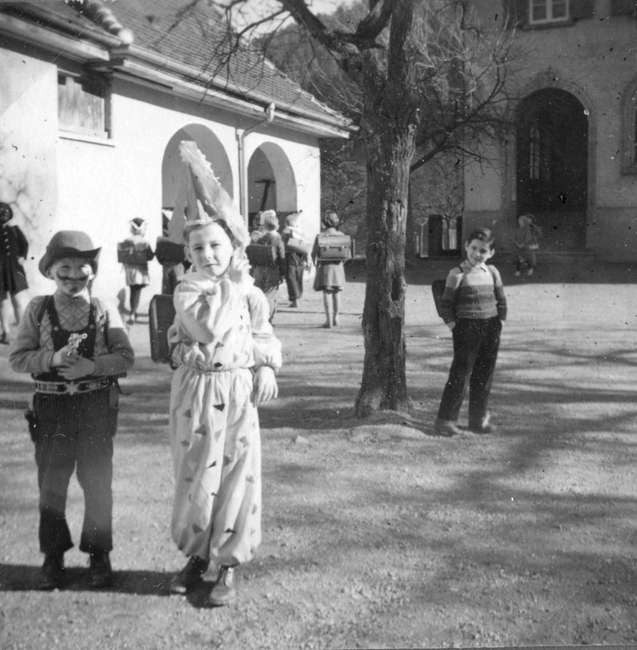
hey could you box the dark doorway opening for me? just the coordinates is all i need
[516,88,588,249]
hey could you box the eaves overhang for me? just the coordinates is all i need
[0,8,355,140]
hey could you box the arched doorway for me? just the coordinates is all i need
[247,142,297,230]
[161,124,233,237]
[516,88,588,249]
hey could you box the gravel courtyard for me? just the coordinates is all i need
[1,260,636,649]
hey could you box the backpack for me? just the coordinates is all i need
[316,233,352,261]
[117,240,152,265]
[246,242,277,267]
[431,277,449,318]
[148,293,176,364]
[285,237,310,256]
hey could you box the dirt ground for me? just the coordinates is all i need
[1,260,636,649]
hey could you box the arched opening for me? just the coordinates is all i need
[516,88,588,249]
[161,124,233,237]
[247,142,297,230]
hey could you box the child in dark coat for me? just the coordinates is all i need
[0,202,29,343]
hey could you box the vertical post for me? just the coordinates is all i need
[235,104,276,228]
[235,128,247,226]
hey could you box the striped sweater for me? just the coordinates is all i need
[439,262,507,324]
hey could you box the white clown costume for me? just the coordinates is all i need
[167,141,281,568]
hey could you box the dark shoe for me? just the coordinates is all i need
[469,413,495,434]
[39,554,65,590]
[169,556,209,595]
[89,552,113,588]
[433,418,462,437]
[0,332,8,345]
[289,300,298,308]
[208,565,237,607]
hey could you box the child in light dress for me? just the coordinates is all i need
[167,213,281,606]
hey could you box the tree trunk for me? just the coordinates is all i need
[355,120,416,417]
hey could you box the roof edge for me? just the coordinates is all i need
[112,44,353,131]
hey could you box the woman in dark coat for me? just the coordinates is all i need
[0,202,29,343]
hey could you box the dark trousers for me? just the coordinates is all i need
[515,249,537,271]
[32,387,117,556]
[285,263,304,301]
[129,284,143,314]
[437,317,502,425]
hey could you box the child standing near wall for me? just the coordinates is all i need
[120,217,154,324]
[434,228,507,437]
[282,211,310,308]
[0,201,29,343]
[9,230,134,590]
[513,213,541,277]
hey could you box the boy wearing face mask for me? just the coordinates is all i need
[9,230,134,590]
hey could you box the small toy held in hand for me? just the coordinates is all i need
[66,332,88,356]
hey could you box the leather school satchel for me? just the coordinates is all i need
[246,242,277,267]
[155,237,186,265]
[285,237,309,256]
[316,233,352,261]
[117,240,152,265]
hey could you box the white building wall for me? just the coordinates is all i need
[0,48,58,292]
[8,69,323,303]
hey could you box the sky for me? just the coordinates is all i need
[225,0,357,34]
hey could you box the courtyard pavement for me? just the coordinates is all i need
[0,258,636,648]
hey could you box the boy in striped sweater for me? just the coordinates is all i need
[434,228,507,437]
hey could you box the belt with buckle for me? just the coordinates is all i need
[34,378,112,395]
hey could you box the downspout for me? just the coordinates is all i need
[236,102,276,223]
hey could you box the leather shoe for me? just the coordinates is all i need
[39,554,64,590]
[433,418,462,437]
[169,556,209,595]
[89,552,113,588]
[208,565,237,607]
[469,413,495,434]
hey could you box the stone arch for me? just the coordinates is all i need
[502,71,594,249]
[247,142,297,229]
[161,124,233,236]
[515,87,589,249]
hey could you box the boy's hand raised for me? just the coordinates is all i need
[252,366,278,405]
[58,357,96,380]
[52,350,96,380]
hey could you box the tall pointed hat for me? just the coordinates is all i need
[178,140,250,247]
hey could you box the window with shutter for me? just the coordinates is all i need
[57,72,111,139]
[528,0,571,24]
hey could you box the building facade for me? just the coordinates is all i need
[0,1,351,299]
[461,0,637,260]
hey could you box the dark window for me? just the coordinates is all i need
[529,0,570,24]
[58,73,110,138]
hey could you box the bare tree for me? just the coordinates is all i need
[186,0,513,416]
